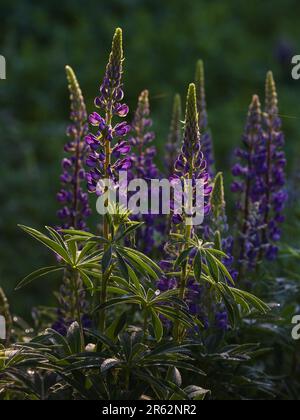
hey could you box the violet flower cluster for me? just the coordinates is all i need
[231,95,267,269]
[195,60,214,178]
[172,83,212,225]
[231,73,287,270]
[128,90,162,253]
[85,28,131,197]
[56,66,91,231]
[158,84,214,329]
[261,72,288,260]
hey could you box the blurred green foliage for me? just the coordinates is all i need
[1,0,300,316]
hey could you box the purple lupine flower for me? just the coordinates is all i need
[165,94,182,178]
[130,90,159,179]
[129,90,161,253]
[261,72,288,260]
[195,60,214,177]
[172,83,212,226]
[56,66,91,231]
[85,28,131,197]
[158,84,212,329]
[231,95,266,269]
[215,311,229,331]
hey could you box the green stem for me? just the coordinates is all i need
[99,110,113,333]
[143,309,148,342]
[73,272,85,352]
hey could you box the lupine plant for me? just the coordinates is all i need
[195,60,214,177]
[129,89,162,253]
[2,27,296,401]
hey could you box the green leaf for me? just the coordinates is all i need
[106,312,127,339]
[16,266,65,290]
[116,223,144,242]
[115,251,129,281]
[175,247,194,268]
[102,246,113,274]
[127,265,143,294]
[205,251,220,282]
[151,310,163,342]
[78,270,94,294]
[18,225,71,264]
[193,249,202,283]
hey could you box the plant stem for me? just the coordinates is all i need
[143,309,148,342]
[99,110,112,333]
[73,271,85,352]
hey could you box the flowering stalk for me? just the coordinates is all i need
[195,60,214,177]
[85,28,131,332]
[54,67,91,342]
[261,72,287,260]
[165,94,182,177]
[129,89,160,253]
[57,66,91,231]
[231,95,266,271]
[171,83,211,338]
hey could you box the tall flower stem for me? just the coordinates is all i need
[73,272,85,351]
[174,83,207,340]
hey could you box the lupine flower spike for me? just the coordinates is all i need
[129,89,160,253]
[54,66,91,334]
[56,66,91,231]
[159,84,212,330]
[165,94,182,177]
[261,71,287,260]
[231,95,266,270]
[85,28,131,204]
[195,60,214,177]
[173,83,212,227]
[85,28,130,332]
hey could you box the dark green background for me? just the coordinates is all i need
[1,0,300,316]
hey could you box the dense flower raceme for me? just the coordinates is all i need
[158,84,214,329]
[172,83,212,226]
[195,60,214,177]
[85,28,131,197]
[231,95,267,269]
[56,66,91,231]
[54,67,91,334]
[165,94,182,178]
[261,72,288,260]
[129,89,162,253]
[231,79,287,270]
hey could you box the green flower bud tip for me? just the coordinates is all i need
[265,71,278,115]
[211,172,225,218]
[183,83,200,153]
[65,65,86,117]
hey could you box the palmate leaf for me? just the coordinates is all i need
[118,247,160,280]
[18,225,72,264]
[16,266,65,290]
[122,247,162,276]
